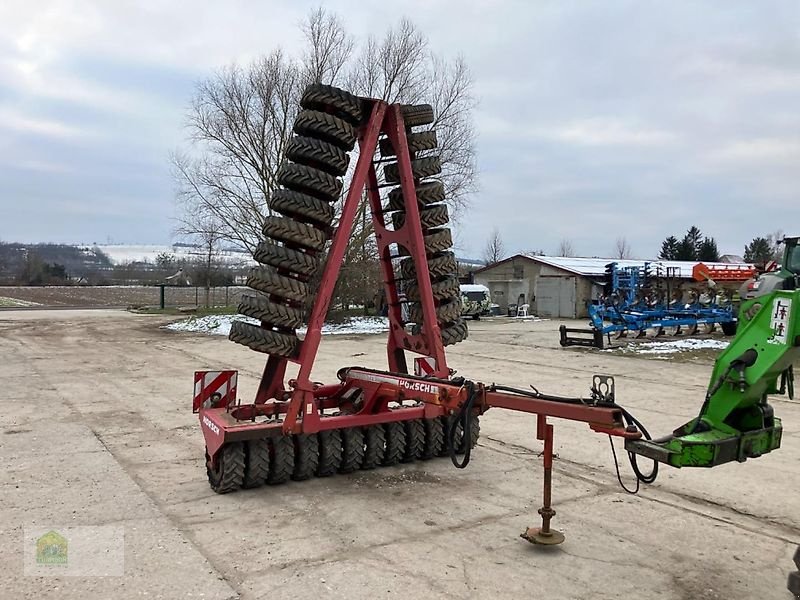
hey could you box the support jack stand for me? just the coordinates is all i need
[521,415,565,545]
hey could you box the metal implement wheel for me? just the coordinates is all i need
[420,417,444,459]
[700,322,716,334]
[317,429,342,477]
[382,422,406,466]
[246,266,310,303]
[391,203,449,231]
[339,427,365,473]
[627,327,645,339]
[609,329,624,341]
[386,181,445,211]
[242,439,270,488]
[206,443,245,494]
[400,103,435,127]
[253,241,319,277]
[384,156,442,184]
[661,325,679,337]
[237,295,304,330]
[285,135,350,177]
[441,319,469,346]
[267,436,294,484]
[293,109,357,150]
[299,83,363,125]
[402,419,425,462]
[262,215,328,252]
[644,326,662,339]
[361,425,386,470]
[683,323,698,336]
[292,434,319,481]
[380,130,438,157]
[228,320,300,358]
[270,188,336,228]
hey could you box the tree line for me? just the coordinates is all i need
[480,226,787,266]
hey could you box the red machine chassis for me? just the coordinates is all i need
[198,98,641,543]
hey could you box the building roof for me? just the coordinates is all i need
[476,254,753,279]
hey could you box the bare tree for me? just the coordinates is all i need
[173,8,477,254]
[613,237,633,259]
[767,229,785,262]
[483,228,505,264]
[176,207,225,307]
[556,239,576,257]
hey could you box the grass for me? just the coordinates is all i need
[129,305,239,316]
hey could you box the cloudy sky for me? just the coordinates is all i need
[1,1,798,260]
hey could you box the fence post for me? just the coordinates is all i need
[159,284,166,310]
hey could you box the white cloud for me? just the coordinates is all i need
[709,138,800,166]
[552,118,680,147]
[0,106,85,138]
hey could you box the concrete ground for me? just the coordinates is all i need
[1,309,798,599]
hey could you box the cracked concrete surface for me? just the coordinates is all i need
[0,309,797,599]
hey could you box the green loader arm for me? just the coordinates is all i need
[626,290,797,468]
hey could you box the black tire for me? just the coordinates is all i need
[270,189,336,227]
[361,425,386,470]
[402,419,425,462]
[406,276,460,302]
[207,443,245,493]
[339,427,365,473]
[382,422,406,466]
[317,429,342,477]
[392,203,449,230]
[379,130,438,157]
[397,228,453,257]
[237,295,304,329]
[384,156,441,184]
[294,109,357,150]
[262,215,327,252]
[400,252,457,280]
[229,320,300,357]
[253,241,320,277]
[420,418,444,459]
[721,321,738,336]
[387,181,445,211]
[277,162,342,203]
[441,319,469,346]
[292,434,319,481]
[246,266,309,303]
[401,103,435,127]
[242,439,270,488]
[300,83,363,125]
[465,414,480,449]
[285,135,349,177]
[789,570,800,597]
[408,297,462,325]
[267,435,294,484]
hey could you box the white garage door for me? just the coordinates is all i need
[536,277,576,318]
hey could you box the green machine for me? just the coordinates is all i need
[625,257,798,596]
[626,290,795,468]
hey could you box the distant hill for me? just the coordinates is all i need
[0,243,113,282]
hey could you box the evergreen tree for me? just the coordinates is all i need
[744,237,773,265]
[659,236,679,260]
[675,237,696,260]
[698,237,720,262]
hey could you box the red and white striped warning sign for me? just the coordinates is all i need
[193,370,238,412]
[414,356,437,376]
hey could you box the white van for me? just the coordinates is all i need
[460,284,491,320]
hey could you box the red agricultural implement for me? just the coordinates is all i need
[192,86,649,544]
[190,84,793,590]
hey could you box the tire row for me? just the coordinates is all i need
[230,84,364,358]
[382,105,468,346]
[207,414,480,493]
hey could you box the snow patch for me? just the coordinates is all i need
[607,338,729,355]
[164,314,390,337]
[0,296,41,307]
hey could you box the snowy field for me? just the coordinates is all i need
[92,244,255,266]
[164,314,390,337]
